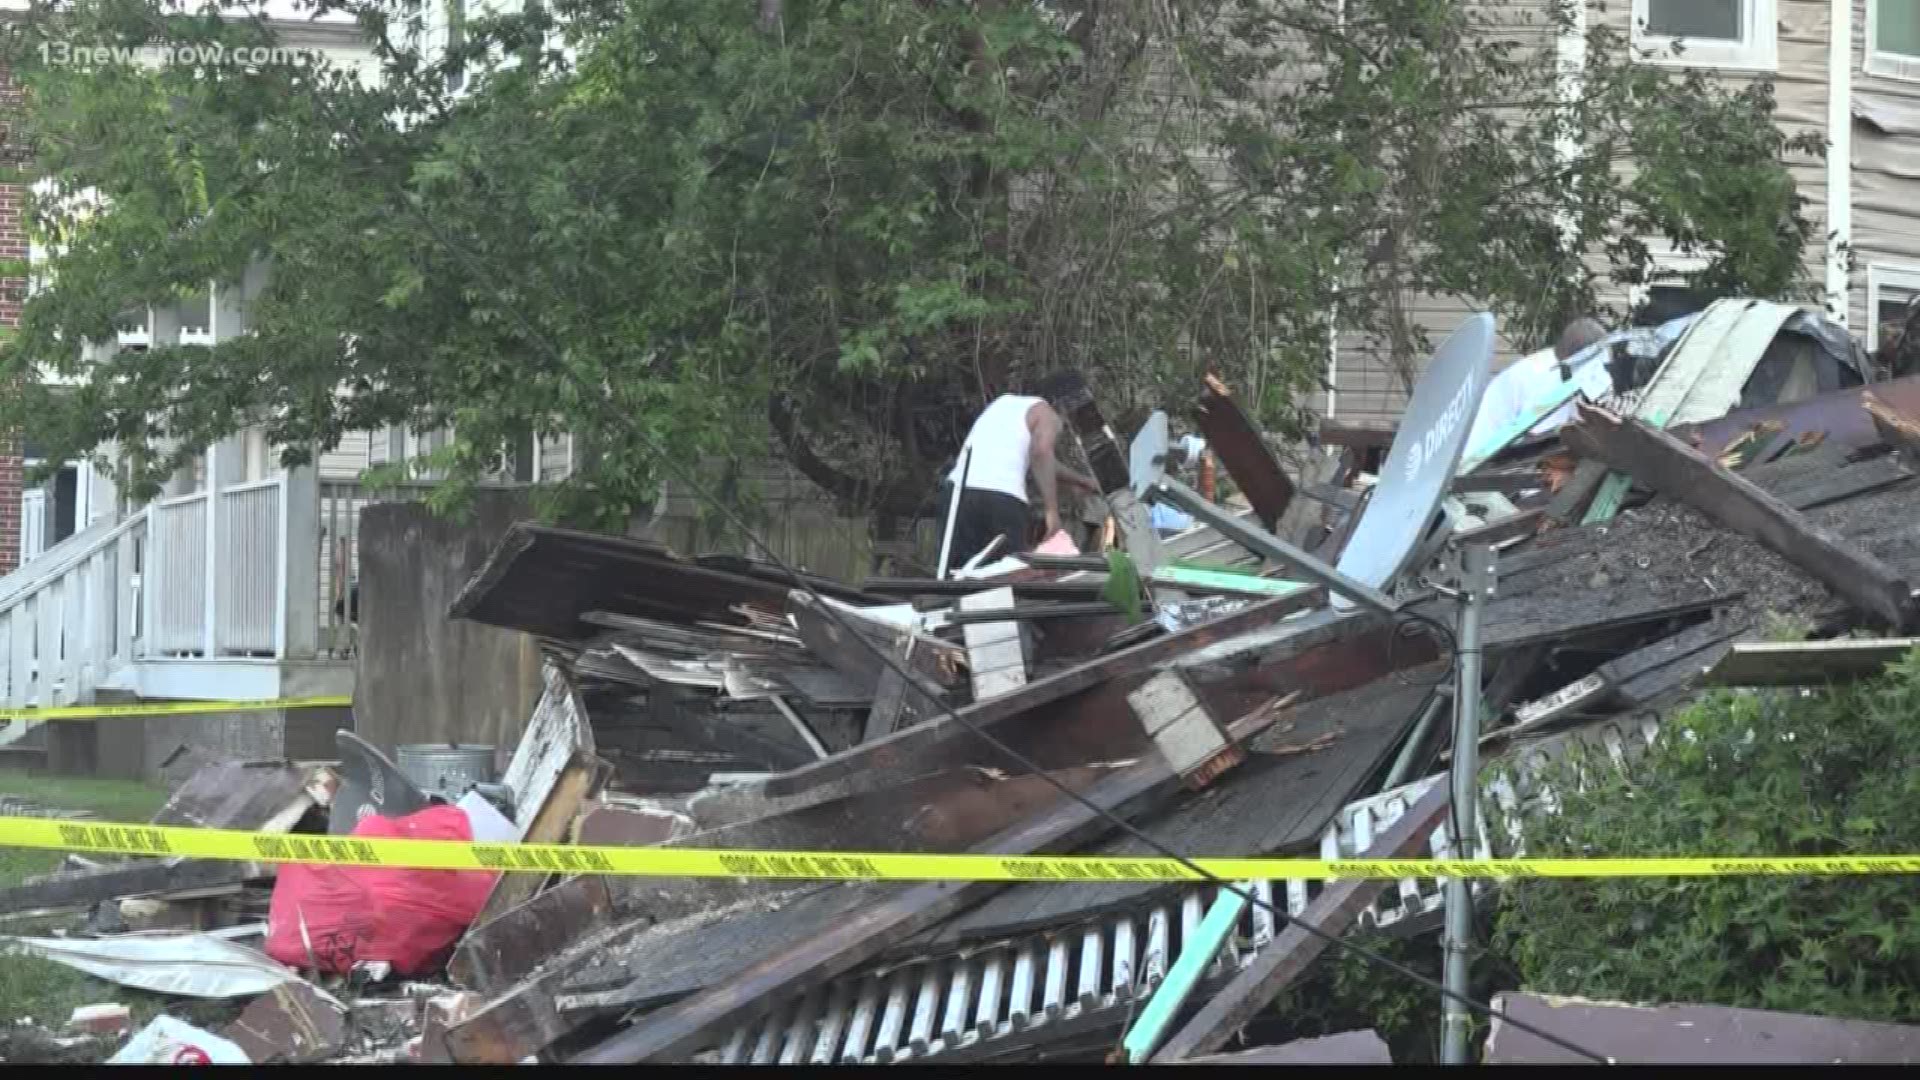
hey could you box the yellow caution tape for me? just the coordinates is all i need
[0,696,352,722]
[6,816,1920,881]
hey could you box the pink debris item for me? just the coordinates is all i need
[1034,529,1081,556]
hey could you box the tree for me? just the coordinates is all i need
[1497,651,1920,1019]
[1,0,1821,528]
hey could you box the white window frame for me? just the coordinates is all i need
[1867,263,1920,345]
[1866,0,1920,82]
[1628,246,1713,314]
[1631,0,1778,71]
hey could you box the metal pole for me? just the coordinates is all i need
[1440,543,1495,1064]
[1383,684,1451,792]
[936,447,972,580]
[1149,475,1401,617]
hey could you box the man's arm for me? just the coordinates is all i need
[1055,462,1099,493]
[1028,404,1066,536]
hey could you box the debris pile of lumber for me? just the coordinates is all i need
[25,301,1920,1066]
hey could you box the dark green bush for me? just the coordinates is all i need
[1496,651,1920,1019]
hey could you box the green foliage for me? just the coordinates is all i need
[1498,651,1920,1020]
[1,0,1821,524]
[1264,923,1512,1064]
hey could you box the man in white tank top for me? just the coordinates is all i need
[940,375,1098,574]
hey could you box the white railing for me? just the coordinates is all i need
[0,512,146,739]
[148,490,210,654]
[0,466,367,730]
[215,479,283,656]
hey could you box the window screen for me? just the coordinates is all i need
[1647,0,1743,40]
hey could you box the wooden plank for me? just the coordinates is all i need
[0,859,262,915]
[749,586,1326,804]
[1318,419,1397,450]
[449,875,618,995]
[1453,509,1543,548]
[1180,1030,1393,1065]
[917,667,1436,949]
[464,665,601,931]
[499,663,597,838]
[786,593,964,698]
[960,587,1028,701]
[564,707,1286,1064]
[1452,469,1543,496]
[1865,392,1920,460]
[1699,637,1920,688]
[1151,783,1451,1062]
[1564,403,1914,628]
[1777,457,1913,512]
[1542,458,1610,527]
[1486,993,1920,1064]
[467,753,598,931]
[1302,482,1360,512]
[861,666,914,744]
[641,683,813,771]
[1197,374,1295,532]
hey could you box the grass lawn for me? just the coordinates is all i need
[0,768,238,1048]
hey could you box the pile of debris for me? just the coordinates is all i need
[13,297,1920,1065]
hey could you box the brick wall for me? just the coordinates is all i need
[0,66,25,574]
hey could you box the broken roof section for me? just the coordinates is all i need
[382,302,1920,1064]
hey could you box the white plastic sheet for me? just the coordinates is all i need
[107,1016,250,1065]
[4,932,338,1001]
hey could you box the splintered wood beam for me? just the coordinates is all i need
[567,705,1288,1064]
[1699,637,1920,688]
[747,586,1326,804]
[1865,393,1920,460]
[1150,783,1451,1062]
[1564,402,1914,630]
[449,876,619,995]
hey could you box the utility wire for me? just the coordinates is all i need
[267,48,1608,1065]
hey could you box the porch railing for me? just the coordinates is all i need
[0,511,146,731]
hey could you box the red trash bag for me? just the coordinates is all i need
[265,804,499,976]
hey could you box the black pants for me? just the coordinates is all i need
[940,485,1031,575]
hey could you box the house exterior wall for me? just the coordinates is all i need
[0,65,26,574]
[1330,0,1853,429]
[1849,0,1920,339]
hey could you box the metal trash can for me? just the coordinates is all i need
[396,744,497,801]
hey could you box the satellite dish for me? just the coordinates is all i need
[1130,410,1171,498]
[1334,313,1495,598]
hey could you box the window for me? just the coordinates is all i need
[1868,265,1920,352]
[1868,0,1920,81]
[1632,0,1777,70]
[177,289,212,343]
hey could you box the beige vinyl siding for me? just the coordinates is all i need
[318,429,371,482]
[1334,0,1841,429]
[1587,0,1830,323]
[1849,0,1920,338]
[1329,0,1554,426]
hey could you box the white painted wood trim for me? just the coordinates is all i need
[1867,263,1920,339]
[202,442,220,657]
[1630,0,1780,71]
[273,473,290,659]
[1829,0,1853,322]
